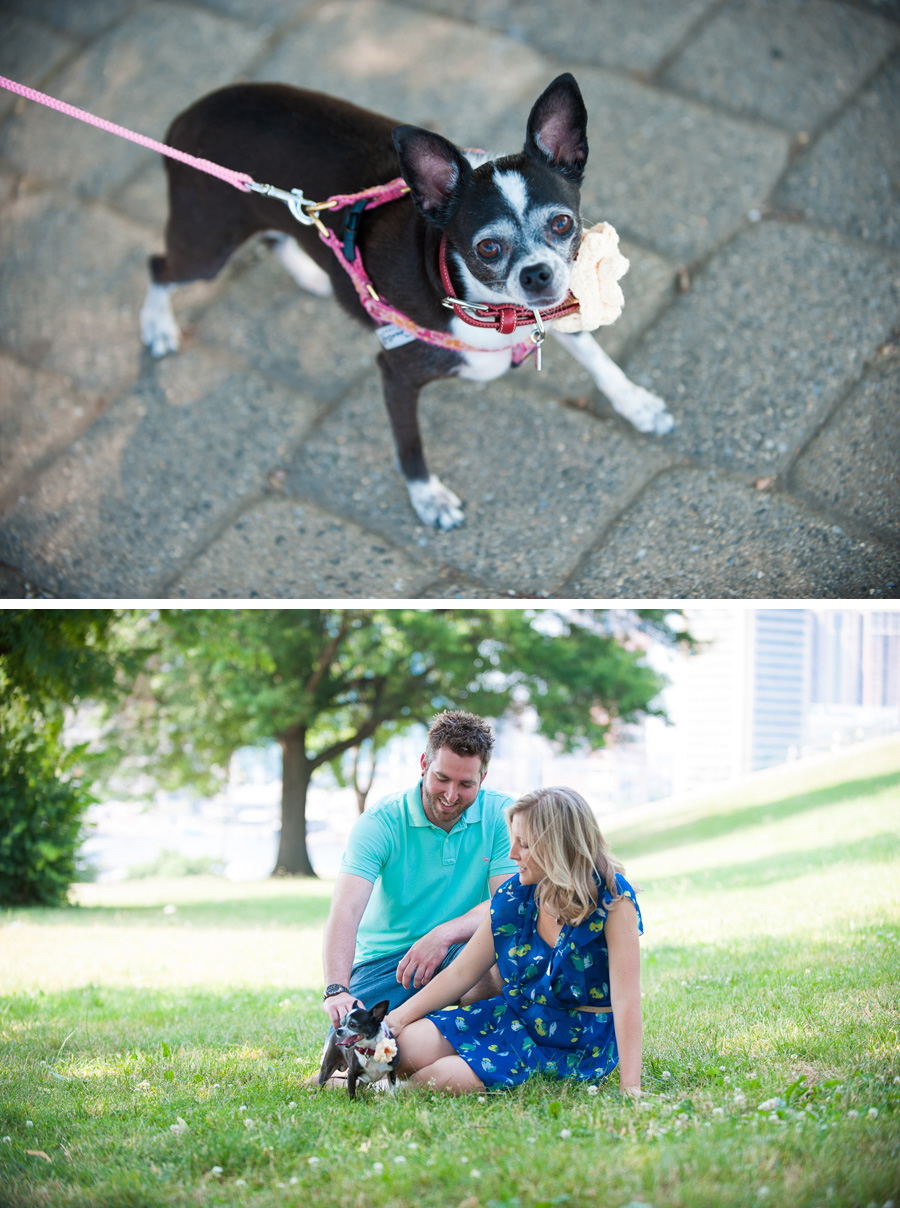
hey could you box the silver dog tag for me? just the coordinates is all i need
[531,310,546,371]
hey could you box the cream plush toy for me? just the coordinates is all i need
[551,221,629,333]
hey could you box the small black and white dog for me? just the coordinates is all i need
[317,1000,399,1099]
[141,73,673,529]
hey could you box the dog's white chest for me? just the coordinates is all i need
[451,318,515,381]
[355,1053,394,1084]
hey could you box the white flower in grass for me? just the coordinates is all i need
[587,1085,599,1096]
[235,1178,247,1187]
[847,1109,859,1119]
[308,1156,321,1166]
[757,1099,778,1112]
[210,1167,223,1176]
[25,1120,33,1129]
[2,1137,11,1144]
[393,1156,406,1164]
[289,1177,299,1185]
[559,1129,572,1139]
[243,1118,254,1128]
[288,1101,296,1109]
[733,1091,747,1107]
[471,1169,482,1179]
[239,1104,248,1112]
[372,1162,384,1173]
[867,1108,879,1119]
[757,1187,770,1198]
[169,1117,188,1137]
[407,1142,419,1150]
[712,1107,724,1117]
[661,1071,671,1081]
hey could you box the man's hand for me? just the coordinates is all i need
[395,924,453,990]
[323,990,357,1027]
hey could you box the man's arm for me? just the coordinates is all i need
[321,872,374,1026]
[395,872,511,990]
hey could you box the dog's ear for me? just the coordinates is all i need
[371,1000,390,1023]
[393,126,472,228]
[524,73,588,185]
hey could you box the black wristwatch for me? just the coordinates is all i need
[323,983,350,1001]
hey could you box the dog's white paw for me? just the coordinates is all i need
[610,381,674,435]
[140,283,181,358]
[407,475,464,530]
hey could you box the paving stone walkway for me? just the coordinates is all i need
[1,0,898,599]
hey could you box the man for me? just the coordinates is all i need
[322,710,516,1027]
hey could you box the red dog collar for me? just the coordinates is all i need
[438,234,580,334]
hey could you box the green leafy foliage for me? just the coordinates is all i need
[0,708,95,906]
[98,608,689,876]
[0,609,128,907]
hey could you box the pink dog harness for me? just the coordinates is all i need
[299,176,579,367]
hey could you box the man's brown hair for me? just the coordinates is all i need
[424,710,494,775]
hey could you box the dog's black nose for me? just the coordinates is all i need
[519,263,553,293]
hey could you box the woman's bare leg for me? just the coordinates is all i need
[396,1019,458,1077]
[409,1055,485,1095]
[396,1020,486,1094]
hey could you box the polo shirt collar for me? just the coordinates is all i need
[406,779,483,832]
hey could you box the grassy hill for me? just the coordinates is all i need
[1,738,898,1207]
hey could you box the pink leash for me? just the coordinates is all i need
[0,74,541,363]
[0,75,254,193]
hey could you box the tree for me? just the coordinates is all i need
[100,608,690,877]
[0,610,125,906]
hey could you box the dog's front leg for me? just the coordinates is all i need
[377,350,464,530]
[551,330,674,435]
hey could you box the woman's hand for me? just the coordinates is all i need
[385,1011,406,1037]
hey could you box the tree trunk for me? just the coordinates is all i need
[352,742,377,814]
[272,725,316,877]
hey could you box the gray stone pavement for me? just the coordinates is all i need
[0,0,899,600]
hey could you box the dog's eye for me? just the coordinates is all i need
[550,215,573,236]
[476,239,501,260]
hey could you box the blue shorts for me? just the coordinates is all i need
[348,942,468,1013]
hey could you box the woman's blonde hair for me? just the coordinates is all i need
[507,787,625,925]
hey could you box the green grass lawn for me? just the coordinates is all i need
[2,740,899,1208]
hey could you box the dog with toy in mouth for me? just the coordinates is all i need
[141,72,673,530]
[318,999,399,1099]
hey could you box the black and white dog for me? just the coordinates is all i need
[318,999,399,1099]
[141,73,673,529]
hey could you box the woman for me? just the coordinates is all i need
[386,787,643,1095]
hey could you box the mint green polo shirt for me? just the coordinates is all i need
[340,780,516,963]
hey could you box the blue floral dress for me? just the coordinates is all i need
[428,872,642,1087]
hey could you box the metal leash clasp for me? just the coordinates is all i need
[248,182,333,235]
[530,308,546,371]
